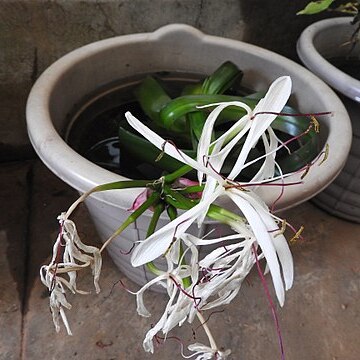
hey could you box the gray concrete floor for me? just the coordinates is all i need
[0,160,359,360]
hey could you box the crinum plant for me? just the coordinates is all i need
[40,76,328,359]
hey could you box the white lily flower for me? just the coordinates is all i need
[125,76,294,306]
[180,233,255,315]
[140,273,196,353]
[131,232,255,356]
[130,238,202,353]
[137,225,287,354]
[40,267,74,335]
[40,213,102,334]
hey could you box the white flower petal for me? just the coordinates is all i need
[142,284,178,353]
[187,343,231,360]
[227,189,285,306]
[238,191,294,290]
[125,111,222,182]
[135,274,168,317]
[197,101,251,184]
[228,76,292,180]
[196,177,220,227]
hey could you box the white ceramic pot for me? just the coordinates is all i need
[27,24,351,286]
[297,17,360,222]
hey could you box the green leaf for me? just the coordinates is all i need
[159,94,256,130]
[297,0,335,15]
[188,62,243,143]
[181,80,207,147]
[118,125,196,174]
[272,112,320,174]
[133,76,172,126]
[201,61,243,95]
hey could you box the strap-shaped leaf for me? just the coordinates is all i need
[118,125,196,174]
[134,76,185,132]
[160,94,256,130]
[188,61,243,144]
[201,61,243,95]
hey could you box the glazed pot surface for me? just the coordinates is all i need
[298,18,360,223]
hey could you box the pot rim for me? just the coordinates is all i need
[297,16,360,102]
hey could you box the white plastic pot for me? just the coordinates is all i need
[298,17,360,222]
[27,24,351,285]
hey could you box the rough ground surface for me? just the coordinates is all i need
[0,160,359,359]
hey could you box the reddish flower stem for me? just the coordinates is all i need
[168,274,202,307]
[50,221,65,292]
[252,244,285,360]
[251,111,332,120]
